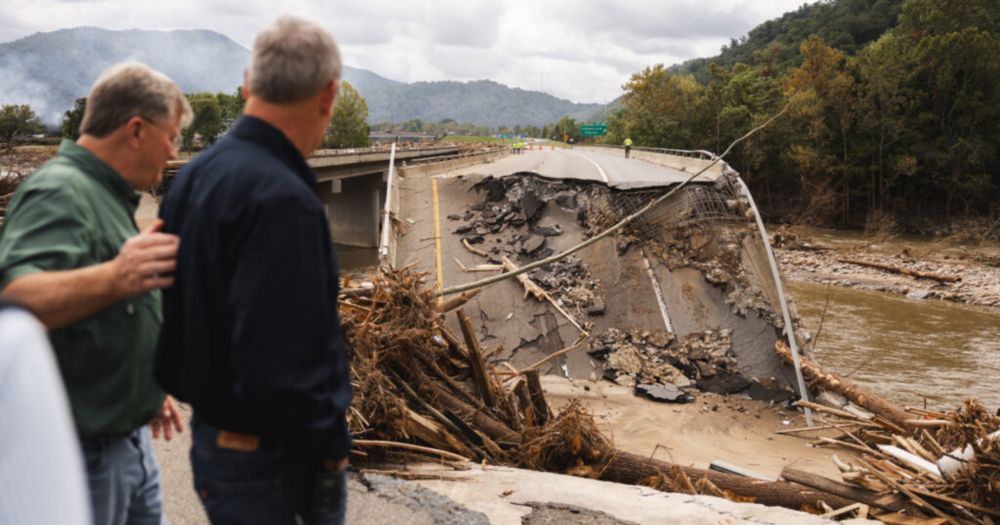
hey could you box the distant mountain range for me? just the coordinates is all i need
[0,27,608,127]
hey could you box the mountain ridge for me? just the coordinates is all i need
[0,27,605,127]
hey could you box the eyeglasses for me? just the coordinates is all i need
[140,116,181,150]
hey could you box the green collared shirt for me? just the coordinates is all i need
[0,139,164,437]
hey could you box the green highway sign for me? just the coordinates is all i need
[579,123,608,137]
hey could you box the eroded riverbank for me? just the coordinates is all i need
[775,226,1000,309]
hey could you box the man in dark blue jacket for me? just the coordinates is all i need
[156,16,351,525]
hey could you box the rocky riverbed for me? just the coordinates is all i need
[773,226,1000,309]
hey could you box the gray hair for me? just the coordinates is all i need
[80,62,193,138]
[248,15,342,104]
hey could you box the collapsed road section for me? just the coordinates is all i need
[393,152,810,404]
[350,147,998,522]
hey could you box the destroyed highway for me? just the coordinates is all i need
[4,138,997,524]
[149,144,1000,524]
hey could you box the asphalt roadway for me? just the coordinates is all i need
[460,145,716,188]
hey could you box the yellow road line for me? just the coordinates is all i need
[432,177,443,303]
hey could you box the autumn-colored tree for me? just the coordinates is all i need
[620,65,702,148]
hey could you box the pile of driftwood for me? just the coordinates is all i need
[776,341,1000,523]
[338,268,972,515]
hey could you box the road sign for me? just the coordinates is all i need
[579,124,608,137]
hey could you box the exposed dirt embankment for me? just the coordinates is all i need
[773,226,1000,309]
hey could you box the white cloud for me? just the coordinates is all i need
[0,0,806,103]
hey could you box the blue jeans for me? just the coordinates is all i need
[80,427,167,525]
[190,419,347,525]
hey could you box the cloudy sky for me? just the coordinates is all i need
[0,0,807,103]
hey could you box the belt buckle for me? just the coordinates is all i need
[216,430,260,452]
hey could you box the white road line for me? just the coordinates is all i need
[640,247,674,335]
[572,150,609,184]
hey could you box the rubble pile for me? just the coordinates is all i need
[588,328,745,402]
[529,256,605,317]
[451,175,606,314]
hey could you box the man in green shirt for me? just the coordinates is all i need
[0,63,192,525]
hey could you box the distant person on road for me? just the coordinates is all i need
[156,16,352,525]
[0,62,191,525]
[624,137,633,158]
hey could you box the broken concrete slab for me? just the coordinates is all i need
[406,463,843,525]
[349,472,489,525]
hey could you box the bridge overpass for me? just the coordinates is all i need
[165,144,499,247]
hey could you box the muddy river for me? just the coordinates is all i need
[785,226,1000,412]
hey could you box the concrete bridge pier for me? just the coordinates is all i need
[317,171,386,248]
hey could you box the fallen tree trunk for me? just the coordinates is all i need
[835,258,960,283]
[776,341,913,430]
[438,288,480,313]
[780,467,908,512]
[600,451,856,511]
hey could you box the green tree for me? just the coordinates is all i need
[552,116,577,141]
[325,81,370,149]
[61,97,87,140]
[181,93,224,151]
[216,86,244,132]
[889,0,1000,217]
[0,104,44,150]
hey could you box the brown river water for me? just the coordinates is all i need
[785,225,1000,413]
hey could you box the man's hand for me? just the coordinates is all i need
[112,218,179,296]
[150,395,184,440]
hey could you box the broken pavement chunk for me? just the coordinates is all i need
[634,383,695,403]
[521,190,545,221]
[520,234,546,255]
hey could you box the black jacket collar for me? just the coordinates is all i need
[229,115,316,190]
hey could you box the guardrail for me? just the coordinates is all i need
[584,143,721,161]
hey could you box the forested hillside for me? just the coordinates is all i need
[674,0,904,81]
[606,0,998,232]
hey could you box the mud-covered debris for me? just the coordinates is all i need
[590,328,746,398]
[529,256,603,318]
[695,374,751,395]
[531,224,563,237]
[586,297,606,316]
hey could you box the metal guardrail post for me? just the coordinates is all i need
[378,142,397,265]
[731,174,813,426]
